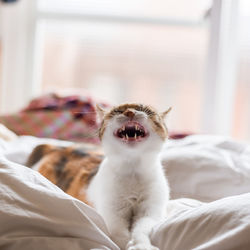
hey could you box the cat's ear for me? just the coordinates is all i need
[161,107,172,119]
[96,104,106,120]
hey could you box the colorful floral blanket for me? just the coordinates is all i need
[0,93,106,143]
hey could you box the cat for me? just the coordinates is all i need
[27,103,171,250]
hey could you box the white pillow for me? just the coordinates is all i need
[161,135,250,202]
[0,135,72,165]
[152,195,250,250]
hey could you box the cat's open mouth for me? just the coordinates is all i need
[114,121,148,142]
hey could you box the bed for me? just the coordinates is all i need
[1,134,250,250]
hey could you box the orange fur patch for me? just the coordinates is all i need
[27,144,103,205]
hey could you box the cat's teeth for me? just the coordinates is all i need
[135,125,138,130]
[134,133,137,139]
[126,134,128,140]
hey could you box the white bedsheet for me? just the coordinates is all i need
[1,135,250,250]
[162,135,250,201]
[0,156,118,250]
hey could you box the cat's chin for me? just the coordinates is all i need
[113,121,149,144]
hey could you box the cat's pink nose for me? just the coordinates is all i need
[124,109,135,119]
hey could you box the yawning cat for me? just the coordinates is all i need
[27,103,171,250]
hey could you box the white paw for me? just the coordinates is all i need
[126,240,159,250]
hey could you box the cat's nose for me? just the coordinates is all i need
[124,109,135,119]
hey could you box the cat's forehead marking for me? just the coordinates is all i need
[109,103,156,115]
[111,104,141,112]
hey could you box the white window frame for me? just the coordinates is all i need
[0,0,39,113]
[202,0,239,135]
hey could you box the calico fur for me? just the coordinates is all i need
[27,144,103,205]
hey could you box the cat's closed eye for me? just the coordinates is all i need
[113,110,123,115]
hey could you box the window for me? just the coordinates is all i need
[37,0,210,133]
[1,0,250,141]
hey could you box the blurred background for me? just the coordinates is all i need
[0,0,250,141]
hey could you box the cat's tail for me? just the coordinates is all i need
[26,144,58,167]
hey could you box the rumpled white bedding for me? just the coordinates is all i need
[0,135,250,250]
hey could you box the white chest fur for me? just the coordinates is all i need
[87,154,169,250]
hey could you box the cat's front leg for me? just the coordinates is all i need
[126,216,159,250]
[103,213,130,250]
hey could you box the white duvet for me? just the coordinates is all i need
[0,135,250,250]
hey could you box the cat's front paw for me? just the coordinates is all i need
[126,240,159,250]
